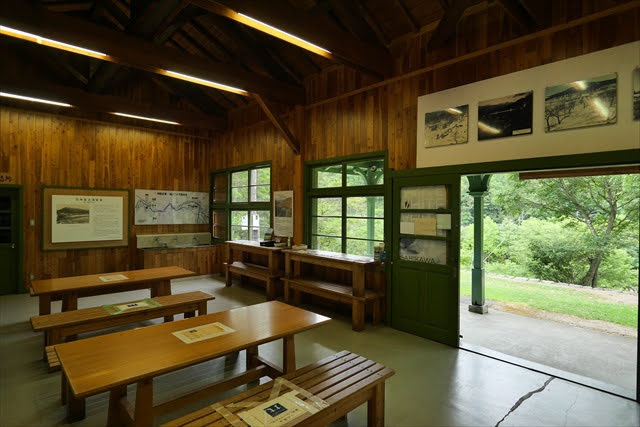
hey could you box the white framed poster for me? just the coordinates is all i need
[273,190,293,237]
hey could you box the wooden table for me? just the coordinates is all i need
[30,266,195,316]
[55,301,331,426]
[282,249,383,331]
[225,240,284,300]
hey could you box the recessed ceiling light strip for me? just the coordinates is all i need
[0,91,72,107]
[164,70,248,96]
[112,112,181,125]
[0,25,107,59]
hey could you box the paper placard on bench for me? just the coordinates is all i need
[238,391,322,426]
[102,298,162,315]
[172,322,235,344]
[99,274,129,282]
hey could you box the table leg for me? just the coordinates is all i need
[134,378,154,427]
[62,293,78,311]
[39,295,51,316]
[352,299,365,332]
[155,280,174,322]
[367,382,385,427]
[283,335,296,373]
[60,371,67,405]
[197,301,208,315]
[246,346,259,370]
[66,383,86,422]
[107,385,128,427]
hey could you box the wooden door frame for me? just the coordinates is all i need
[0,184,24,293]
[390,148,640,401]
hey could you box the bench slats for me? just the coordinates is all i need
[31,291,213,331]
[227,262,277,280]
[285,277,382,301]
[162,351,394,427]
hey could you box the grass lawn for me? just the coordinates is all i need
[460,271,638,328]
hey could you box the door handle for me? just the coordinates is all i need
[10,243,15,249]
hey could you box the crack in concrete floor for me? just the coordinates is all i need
[495,377,555,426]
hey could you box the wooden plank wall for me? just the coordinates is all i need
[0,107,214,287]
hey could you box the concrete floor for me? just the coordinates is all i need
[460,303,638,393]
[1,276,639,426]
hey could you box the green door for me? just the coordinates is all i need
[391,174,460,346]
[0,188,20,294]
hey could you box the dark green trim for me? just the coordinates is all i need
[390,149,640,178]
[40,186,131,252]
[1,185,24,293]
[209,161,273,243]
[303,152,388,256]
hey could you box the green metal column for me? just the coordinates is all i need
[467,174,491,314]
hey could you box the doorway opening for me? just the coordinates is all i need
[458,168,639,399]
[0,186,22,295]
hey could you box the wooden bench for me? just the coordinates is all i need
[162,351,394,427]
[225,240,284,300]
[226,261,281,298]
[31,290,214,369]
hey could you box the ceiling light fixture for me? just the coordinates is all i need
[112,112,180,125]
[0,91,72,107]
[0,25,107,59]
[236,13,332,58]
[163,70,248,96]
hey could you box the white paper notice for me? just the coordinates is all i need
[436,214,452,230]
[400,221,414,234]
[172,322,235,344]
[52,195,123,243]
[238,391,322,426]
[99,274,129,282]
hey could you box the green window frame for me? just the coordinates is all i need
[210,162,272,243]
[305,152,387,257]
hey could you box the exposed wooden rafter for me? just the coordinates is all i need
[0,0,306,105]
[496,0,536,31]
[428,0,470,50]
[189,0,393,77]
[252,94,300,155]
[0,75,227,130]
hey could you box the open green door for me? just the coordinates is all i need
[391,174,460,346]
[0,187,21,295]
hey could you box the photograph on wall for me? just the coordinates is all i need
[477,91,533,141]
[273,190,293,237]
[544,73,617,132]
[424,105,469,148]
[633,68,640,121]
[51,194,123,243]
[134,189,209,225]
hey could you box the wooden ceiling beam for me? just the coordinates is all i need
[495,0,536,32]
[428,0,470,50]
[0,75,227,129]
[253,94,300,155]
[189,0,392,77]
[396,0,419,32]
[0,0,305,104]
[351,0,390,47]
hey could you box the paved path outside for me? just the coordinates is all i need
[460,302,637,392]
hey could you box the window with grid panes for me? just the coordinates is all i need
[210,163,271,243]
[307,155,385,257]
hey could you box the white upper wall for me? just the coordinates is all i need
[416,41,640,168]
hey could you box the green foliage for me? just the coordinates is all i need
[460,271,637,328]
[598,248,639,290]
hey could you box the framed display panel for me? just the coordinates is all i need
[42,186,129,251]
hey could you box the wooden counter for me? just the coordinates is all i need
[225,240,284,300]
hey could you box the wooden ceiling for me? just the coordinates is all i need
[0,0,629,132]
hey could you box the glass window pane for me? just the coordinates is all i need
[400,185,447,209]
[311,165,342,188]
[399,238,447,265]
[231,171,248,187]
[347,218,383,241]
[249,227,262,241]
[231,225,248,241]
[255,167,270,185]
[346,159,384,186]
[232,187,248,203]
[312,217,342,237]
[231,210,247,226]
[346,196,384,218]
[251,210,270,228]
[312,197,341,216]
[251,185,270,202]
[312,235,342,253]
[346,239,377,257]
[213,173,227,203]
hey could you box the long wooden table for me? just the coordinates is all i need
[30,266,195,315]
[55,301,331,426]
[225,240,284,300]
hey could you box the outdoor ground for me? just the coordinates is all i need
[460,271,637,394]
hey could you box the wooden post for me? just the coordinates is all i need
[246,346,259,370]
[39,295,51,315]
[62,293,78,311]
[134,378,154,427]
[106,385,127,426]
[352,299,365,332]
[367,382,385,427]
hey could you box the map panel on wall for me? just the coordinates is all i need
[544,73,617,132]
[478,91,533,141]
[135,189,209,225]
[424,105,469,148]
